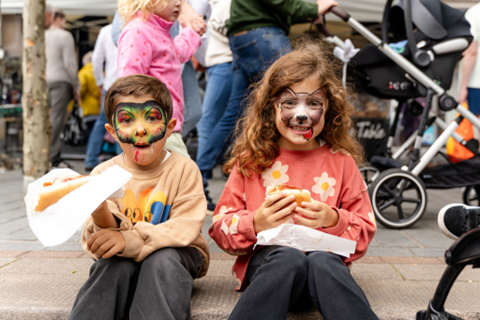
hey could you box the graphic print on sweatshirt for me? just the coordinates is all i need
[121,188,171,225]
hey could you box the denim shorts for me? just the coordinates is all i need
[468,88,480,115]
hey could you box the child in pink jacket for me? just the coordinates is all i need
[117,0,205,158]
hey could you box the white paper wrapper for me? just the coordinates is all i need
[256,224,357,258]
[24,165,132,247]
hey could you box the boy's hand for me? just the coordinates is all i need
[91,201,119,229]
[294,200,339,229]
[87,229,125,259]
[253,193,297,234]
[188,15,206,36]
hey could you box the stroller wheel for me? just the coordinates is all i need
[369,169,427,229]
[462,185,480,206]
[359,165,380,187]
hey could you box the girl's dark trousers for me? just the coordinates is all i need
[228,246,378,320]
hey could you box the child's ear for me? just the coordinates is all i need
[166,118,177,139]
[105,123,120,143]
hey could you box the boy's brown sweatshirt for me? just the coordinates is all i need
[81,151,210,278]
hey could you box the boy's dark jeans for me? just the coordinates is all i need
[228,246,378,320]
[68,247,203,320]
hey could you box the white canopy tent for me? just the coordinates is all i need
[2,0,475,21]
[2,0,388,21]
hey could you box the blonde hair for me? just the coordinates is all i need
[117,0,168,23]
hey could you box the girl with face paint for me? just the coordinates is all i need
[209,42,378,320]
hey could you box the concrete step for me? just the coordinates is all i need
[0,252,479,319]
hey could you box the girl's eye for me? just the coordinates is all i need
[308,101,324,109]
[281,100,297,109]
[146,116,157,122]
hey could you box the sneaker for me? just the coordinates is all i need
[438,203,480,239]
[204,188,216,213]
[50,159,73,169]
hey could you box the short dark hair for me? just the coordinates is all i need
[54,11,65,21]
[104,74,173,126]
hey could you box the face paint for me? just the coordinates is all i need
[277,88,325,140]
[113,100,168,145]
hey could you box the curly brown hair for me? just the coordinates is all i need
[225,40,364,177]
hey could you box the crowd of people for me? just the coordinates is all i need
[45,0,338,211]
[41,0,479,319]
[46,0,384,319]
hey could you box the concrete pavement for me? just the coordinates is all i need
[0,161,479,319]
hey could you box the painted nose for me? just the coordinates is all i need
[136,128,147,136]
[296,115,308,122]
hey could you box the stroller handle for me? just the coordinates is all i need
[329,6,350,22]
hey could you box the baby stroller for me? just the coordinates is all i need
[317,0,480,229]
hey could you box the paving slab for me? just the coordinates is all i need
[0,258,93,275]
[366,247,414,257]
[393,264,480,282]
[409,247,450,257]
[373,227,419,247]
[0,240,45,251]
[1,227,37,240]
[402,228,455,248]
[0,257,17,267]
[44,242,83,251]
[0,217,29,235]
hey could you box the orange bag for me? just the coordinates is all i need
[446,103,476,163]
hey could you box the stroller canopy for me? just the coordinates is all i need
[390,0,472,43]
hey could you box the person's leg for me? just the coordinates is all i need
[197,27,291,180]
[196,62,249,181]
[181,60,203,138]
[49,82,72,162]
[84,91,108,169]
[164,132,191,158]
[68,256,139,320]
[196,62,233,162]
[129,247,203,320]
[307,252,378,320]
[229,246,308,320]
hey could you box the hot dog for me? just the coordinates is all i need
[266,184,311,206]
[34,175,95,212]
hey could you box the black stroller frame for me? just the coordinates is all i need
[319,0,480,229]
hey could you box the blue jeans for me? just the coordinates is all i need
[195,62,233,168]
[84,91,121,168]
[181,60,203,137]
[196,27,291,181]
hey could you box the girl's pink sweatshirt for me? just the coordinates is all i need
[117,12,201,133]
[209,145,377,291]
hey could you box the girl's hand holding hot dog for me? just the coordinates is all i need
[294,199,339,229]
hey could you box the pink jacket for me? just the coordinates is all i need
[209,145,377,291]
[117,12,201,132]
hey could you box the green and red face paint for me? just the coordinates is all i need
[114,100,168,161]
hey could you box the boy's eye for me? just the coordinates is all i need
[145,110,163,122]
[117,113,133,124]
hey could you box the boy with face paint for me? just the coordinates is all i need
[69,75,209,320]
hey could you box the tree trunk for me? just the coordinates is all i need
[22,0,50,189]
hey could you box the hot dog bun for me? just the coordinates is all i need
[34,175,95,212]
[266,184,311,206]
